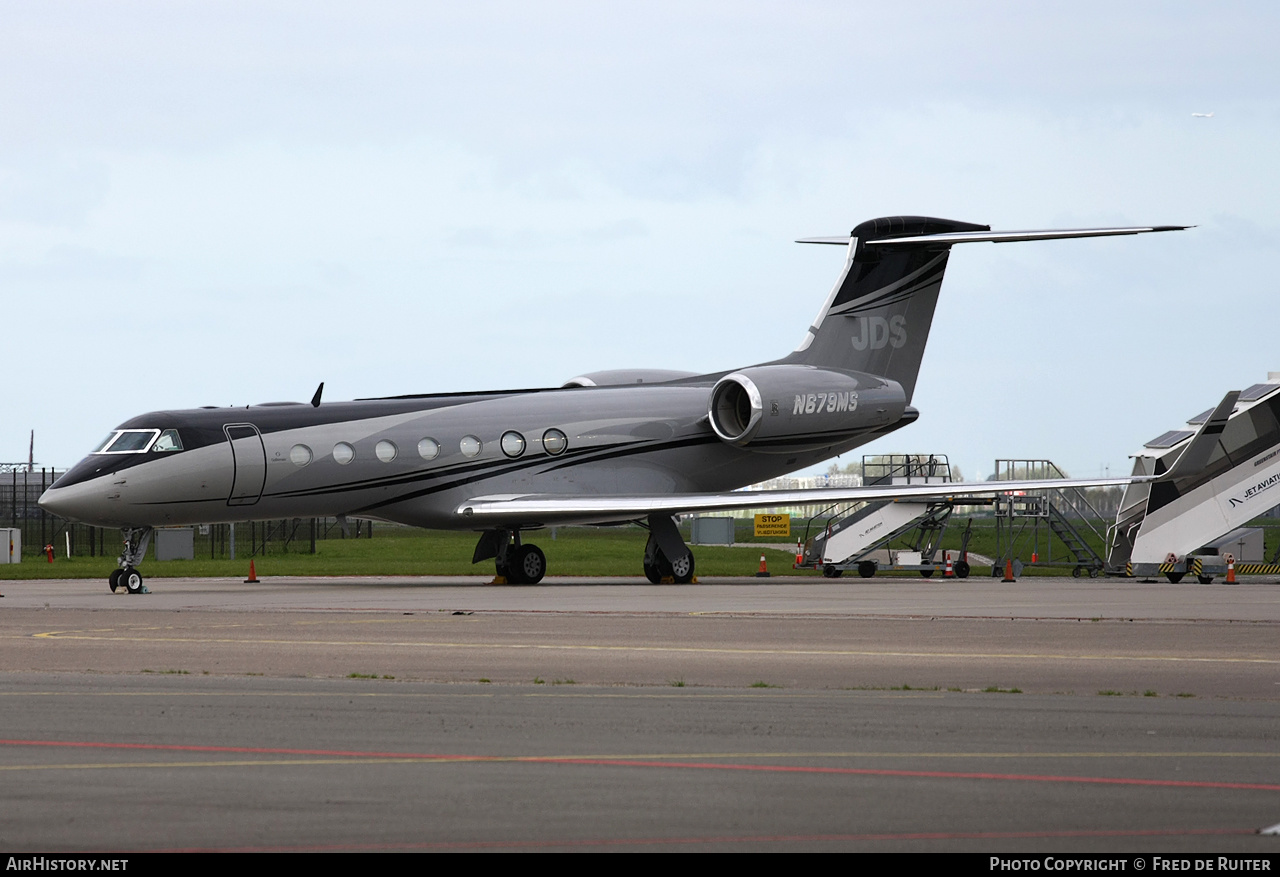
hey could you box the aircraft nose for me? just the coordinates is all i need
[38,482,98,523]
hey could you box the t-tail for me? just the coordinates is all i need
[781,215,1190,404]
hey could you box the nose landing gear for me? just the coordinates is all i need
[110,527,152,594]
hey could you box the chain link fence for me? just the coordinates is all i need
[1,467,374,562]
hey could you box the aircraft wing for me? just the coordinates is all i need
[456,476,1142,526]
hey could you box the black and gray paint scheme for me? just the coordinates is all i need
[39,215,1186,591]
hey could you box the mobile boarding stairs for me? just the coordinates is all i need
[796,454,1111,579]
[1108,379,1280,583]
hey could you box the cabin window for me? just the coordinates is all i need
[460,435,482,458]
[290,444,313,466]
[500,431,526,458]
[153,429,183,452]
[375,440,398,463]
[418,438,440,461]
[542,428,568,456]
[333,442,355,465]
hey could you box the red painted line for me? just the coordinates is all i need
[154,827,1259,853]
[547,757,1280,792]
[3,738,1278,791]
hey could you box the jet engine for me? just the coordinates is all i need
[707,365,906,451]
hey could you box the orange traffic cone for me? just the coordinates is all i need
[1002,559,1016,582]
[944,555,954,578]
[795,540,804,565]
[244,560,259,583]
[1226,557,1236,584]
[756,554,771,577]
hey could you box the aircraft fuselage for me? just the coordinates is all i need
[42,375,912,532]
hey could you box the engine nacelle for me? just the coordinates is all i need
[707,365,906,450]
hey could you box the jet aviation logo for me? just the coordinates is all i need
[794,392,858,415]
[1228,470,1280,508]
[850,315,907,351]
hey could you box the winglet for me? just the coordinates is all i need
[1158,390,1239,481]
[311,382,324,408]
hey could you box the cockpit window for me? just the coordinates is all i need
[92,434,118,453]
[153,429,183,452]
[97,429,160,454]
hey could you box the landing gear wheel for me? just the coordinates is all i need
[1165,572,1185,584]
[822,564,843,579]
[1197,575,1214,584]
[643,533,694,584]
[857,561,876,579]
[1072,566,1083,578]
[122,567,144,594]
[920,569,934,578]
[109,569,122,593]
[664,551,695,585]
[513,544,546,585]
[953,560,970,579]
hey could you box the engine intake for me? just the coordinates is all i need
[708,373,764,444]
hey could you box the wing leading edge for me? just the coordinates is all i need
[456,475,1146,526]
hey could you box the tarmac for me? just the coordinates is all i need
[1,574,1278,852]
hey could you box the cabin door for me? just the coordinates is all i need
[224,423,267,506]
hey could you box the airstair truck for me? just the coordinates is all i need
[1109,379,1280,582]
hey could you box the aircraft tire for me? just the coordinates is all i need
[953,560,970,579]
[822,564,842,578]
[1164,572,1185,584]
[643,560,662,584]
[667,551,695,585]
[108,569,122,593]
[919,569,934,578]
[515,544,546,585]
[123,568,144,594]
[1197,575,1214,584]
[857,561,876,579]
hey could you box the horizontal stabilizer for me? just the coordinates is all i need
[1157,390,1240,482]
[871,226,1190,246]
[796,226,1189,247]
[795,236,854,245]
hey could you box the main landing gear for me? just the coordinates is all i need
[109,527,152,595]
[472,515,697,585]
[642,514,696,584]
[475,529,547,584]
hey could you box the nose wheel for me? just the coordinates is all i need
[109,527,152,594]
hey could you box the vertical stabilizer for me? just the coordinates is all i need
[783,216,988,403]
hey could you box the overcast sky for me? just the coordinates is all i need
[3,2,1278,482]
